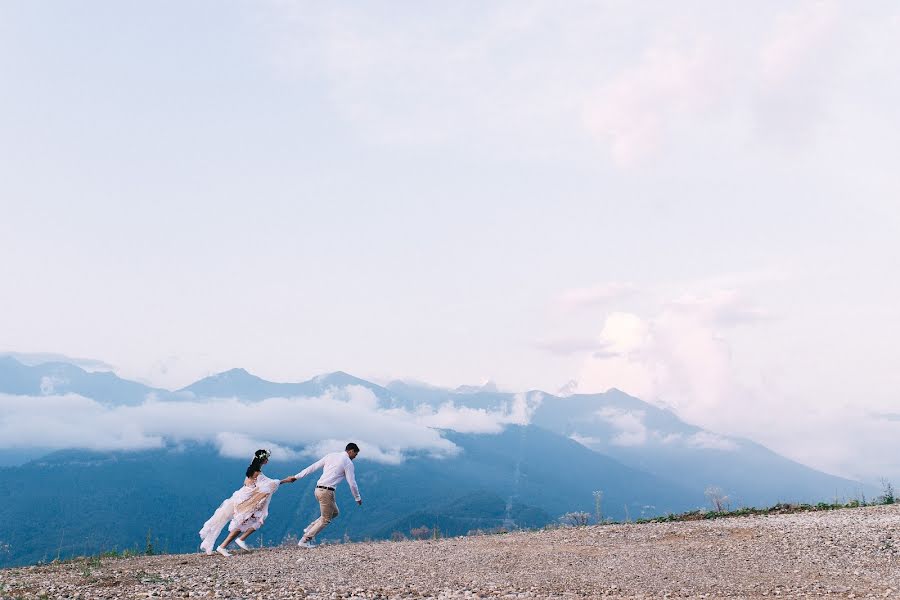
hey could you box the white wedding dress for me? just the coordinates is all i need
[199,473,281,554]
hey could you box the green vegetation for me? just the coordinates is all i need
[556,480,898,527]
[630,485,897,525]
[12,478,895,569]
[877,479,895,505]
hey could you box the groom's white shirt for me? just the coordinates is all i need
[295,452,361,501]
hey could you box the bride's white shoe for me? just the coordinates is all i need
[216,546,232,557]
[235,539,250,551]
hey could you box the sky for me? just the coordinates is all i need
[1,1,899,482]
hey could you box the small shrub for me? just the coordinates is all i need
[704,486,730,512]
[559,512,591,527]
[144,528,154,556]
[593,490,604,524]
[877,479,896,505]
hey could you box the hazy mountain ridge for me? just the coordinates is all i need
[0,356,172,405]
[0,355,872,567]
[0,426,698,567]
[0,355,867,502]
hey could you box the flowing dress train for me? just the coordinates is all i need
[199,473,280,553]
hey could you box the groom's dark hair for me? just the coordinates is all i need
[345,442,360,453]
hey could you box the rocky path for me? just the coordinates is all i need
[2,505,899,599]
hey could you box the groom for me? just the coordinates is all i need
[293,442,362,547]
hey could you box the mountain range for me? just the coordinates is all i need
[0,355,870,567]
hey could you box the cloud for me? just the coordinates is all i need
[570,427,739,453]
[414,392,542,434]
[39,375,66,395]
[298,439,410,465]
[755,0,843,140]
[595,407,648,447]
[760,1,840,89]
[576,290,765,422]
[666,289,771,326]
[534,337,607,357]
[0,351,115,372]
[263,2,587,151]
[584,38,726,167]
[556,282,639,311]
[684,431,738,451]
[215,432,302,461]
[261,1,899,168]
[568,286,900,482]
[568,433,602,449]
[0,394,164,451]
[0,386,538,464]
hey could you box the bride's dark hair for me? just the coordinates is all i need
[246,449,271,478]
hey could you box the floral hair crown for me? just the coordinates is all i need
[256,449,271,461]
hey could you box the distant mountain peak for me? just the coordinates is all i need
[221,367,250,376]
[312,371,348,384]
[0,351,115,371]
[204,367,264,382]
[177,367,270,395]
[557,379,578,397]
[454,380,499,394]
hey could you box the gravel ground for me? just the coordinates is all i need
[2,505,898,599]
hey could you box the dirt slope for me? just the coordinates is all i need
[2,505,898,599]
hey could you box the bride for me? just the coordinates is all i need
[199,449,296,556]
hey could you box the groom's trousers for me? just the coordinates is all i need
[304,487,339,540]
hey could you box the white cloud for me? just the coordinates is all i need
[666,289,771,326]
[0,394,164,451]
[685,431,738,452]
[577,291,763,422]
[263,2,587,151]
[215,432,302,461]
[0,387,540,464]
[260,1,900,169]
[755,0,843,140]
[0,389,452,463]
[298,438,410,466]
[556,282,638,311]
[414,392,542,434]
[760,1,840,88]
[534,337,605,357]
[570,415,739,453]
[584,38,726,167]
[0,352,115,372]
[568,433,602,450]
[595,407,648,447]
[39,375,66,395]
[570,286,899,481]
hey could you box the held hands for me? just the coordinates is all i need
[357,499,363,506]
